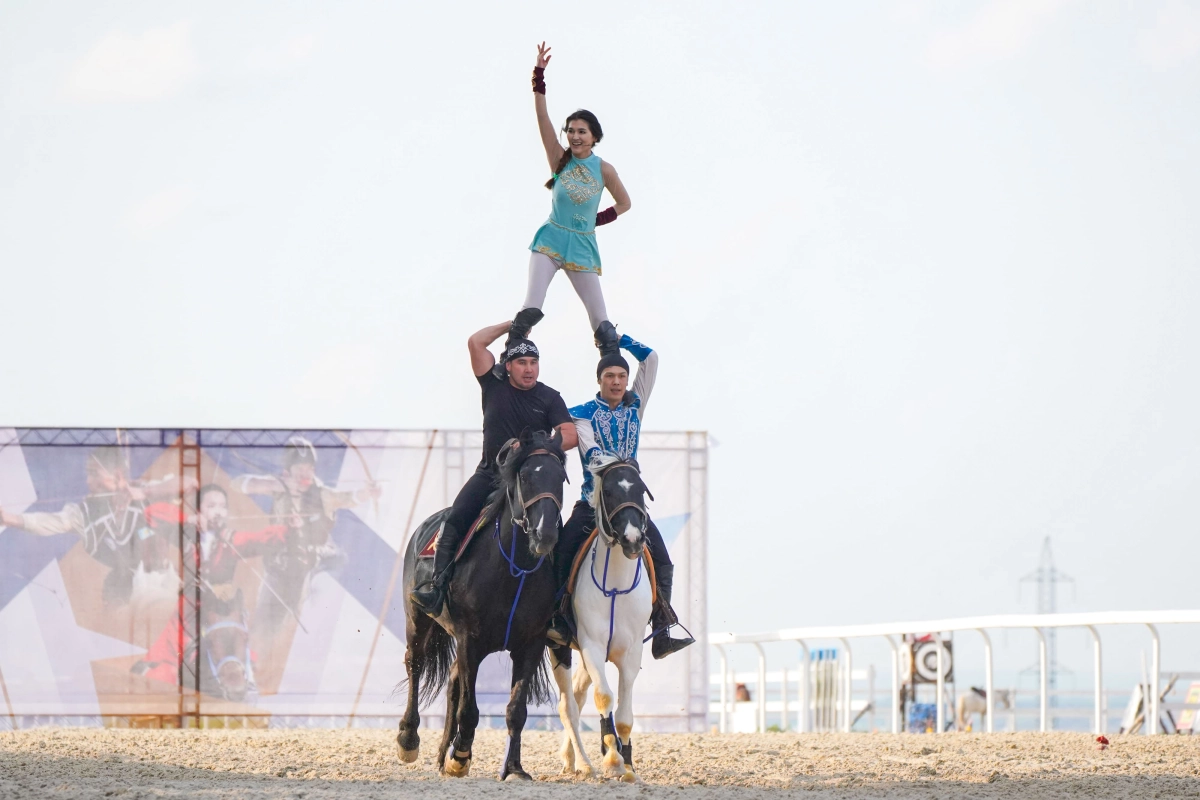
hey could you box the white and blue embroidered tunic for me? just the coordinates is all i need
[569,334,659,503]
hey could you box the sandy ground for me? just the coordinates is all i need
[2,728,1199,799]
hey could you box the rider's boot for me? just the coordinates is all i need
[546,593,575,647]
[593,320,620,358]
[410,522,461,616]
[493,308,545,379]
[650,564,695,660]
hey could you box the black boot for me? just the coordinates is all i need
[509,307,544,343]
[494,308,546,380]
[650,564,694,660]
[593,320,619,358]
[410,523,460,616]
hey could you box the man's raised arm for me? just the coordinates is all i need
[469,322,512,377]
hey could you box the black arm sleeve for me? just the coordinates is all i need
[545,390,572,430]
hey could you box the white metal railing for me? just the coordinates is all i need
[709,610,1200,735]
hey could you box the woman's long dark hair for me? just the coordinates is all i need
[545,109,603,189]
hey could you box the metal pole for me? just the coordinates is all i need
[884,635,900,734]
[978,629,994,733]
[1035,627,1047,732]
[796,640,809,733]
[781,660,789,732]
[753,643,767,733]
[935,633,945,734]
[715,645,728,734]
[839,638,853,733]
[1147,623,1160,735]
[1087,625,1102,734]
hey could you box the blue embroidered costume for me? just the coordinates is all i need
[569,334,657,502]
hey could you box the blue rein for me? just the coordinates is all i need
[494,517,547,651]
[589,538,643,662]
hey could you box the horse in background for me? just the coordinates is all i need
[397,428,566,781]
[955,687,1013,731]
[553,456,656,782]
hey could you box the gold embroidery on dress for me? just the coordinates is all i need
[535,246,602,275]
[560,163,601,205]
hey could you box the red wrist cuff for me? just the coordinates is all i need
[595,206,618,226]
[532,67,546,95]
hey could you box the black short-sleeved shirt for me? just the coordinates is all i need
[476,371,571,472]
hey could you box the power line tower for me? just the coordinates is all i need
[1020,537,1074,718]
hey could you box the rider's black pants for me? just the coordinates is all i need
[554,500,671,589]
[432,469,496,574]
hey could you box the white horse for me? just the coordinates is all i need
[552,456,655,782]
[955,688,1013,731]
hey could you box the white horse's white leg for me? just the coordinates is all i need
[613,645,642,783]
[578,644,625,779]
[572,659,592,713]
[552,657,594,778]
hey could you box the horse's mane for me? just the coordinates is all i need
[477,430,565,528]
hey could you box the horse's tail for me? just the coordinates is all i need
[417,623,456,708]
[527,651,555,706]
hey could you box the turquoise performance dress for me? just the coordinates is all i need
[528,152,605,275]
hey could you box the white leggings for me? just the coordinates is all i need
[521,252,609,331]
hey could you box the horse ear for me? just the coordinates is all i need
[519,427,533,445]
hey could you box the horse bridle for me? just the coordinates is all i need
[503,447,564,534]
[592,461,652,547]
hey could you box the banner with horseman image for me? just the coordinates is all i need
[0,428,707,731]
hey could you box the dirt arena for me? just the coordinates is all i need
[3,728,1199,799]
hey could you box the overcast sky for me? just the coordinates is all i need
[3,1,1199,683]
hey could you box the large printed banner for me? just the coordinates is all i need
[0,428,707,730]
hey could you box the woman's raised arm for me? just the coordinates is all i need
[534,42,565,172]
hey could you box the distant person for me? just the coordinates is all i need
[550,333,694,659]
[497,41,633,374]
[409,323,577,615]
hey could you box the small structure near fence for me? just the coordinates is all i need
[710,610,1200,735]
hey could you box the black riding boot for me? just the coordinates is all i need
[593,320,620,358]
[509,307,544,343]
[410,522,461,616]
[493,308,545,379]
[650,564,695,660]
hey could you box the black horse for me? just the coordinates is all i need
[397,428,567,781]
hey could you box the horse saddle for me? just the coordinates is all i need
[416,508,497,563]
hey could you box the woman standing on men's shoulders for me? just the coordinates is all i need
[501,41,632,372]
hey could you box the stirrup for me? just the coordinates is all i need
[546,616,571,647]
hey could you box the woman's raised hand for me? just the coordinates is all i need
[536,42,552,69]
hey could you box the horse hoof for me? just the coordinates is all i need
[503,771,532,782]
[577,764,594,780]
[443,758,471,778]
[397,744,419,764]
[621,769,638,784]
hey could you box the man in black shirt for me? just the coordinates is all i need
[410,320,577,615]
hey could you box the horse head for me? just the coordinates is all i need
[495,428,567,558]
[201,590,252,702]
[590,456,653,560]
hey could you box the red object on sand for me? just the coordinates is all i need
[1096,734,1109,750]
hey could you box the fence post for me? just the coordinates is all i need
[796,640,809,733]
[1035,627,1047,732]
[884,635,900,734]
[839,638,853,733]
[978,628,993,733]
[935,633,945,734]
[753,642,767,733]
[1146,623,1160,736]
[714,644,728,733]
[1086,625,1102,734]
